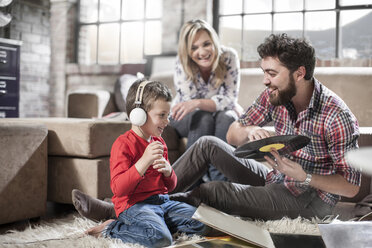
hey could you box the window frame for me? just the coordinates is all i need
[76,0,162,65]
[213,0,372,60]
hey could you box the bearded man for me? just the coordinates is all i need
[169,33,361,220]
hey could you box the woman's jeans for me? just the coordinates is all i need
[104,194,208,248]
[170,109,237,182]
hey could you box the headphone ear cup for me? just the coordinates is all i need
[129,107,147,126]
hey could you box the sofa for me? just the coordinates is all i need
[67,67,372,220]
[1,67,371,223]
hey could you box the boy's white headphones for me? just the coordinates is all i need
[129,80,150,126]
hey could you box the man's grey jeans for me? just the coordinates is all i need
[171,136,333,220]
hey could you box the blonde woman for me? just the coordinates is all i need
[171,19,242,182]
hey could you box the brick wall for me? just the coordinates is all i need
[9,0,51,117]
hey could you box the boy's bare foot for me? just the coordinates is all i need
[85,219,115,238]
[72,189,116,221]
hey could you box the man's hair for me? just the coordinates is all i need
[257,33,316,80]
[178,19,226,87]
[126,79,172,117]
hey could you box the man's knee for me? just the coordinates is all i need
[195,135,225,151]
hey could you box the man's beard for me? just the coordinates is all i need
[269,73,297,106]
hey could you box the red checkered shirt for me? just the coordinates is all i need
[238,79,361,206]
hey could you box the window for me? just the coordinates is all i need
[216,0,372,61]
[78,0,162,65]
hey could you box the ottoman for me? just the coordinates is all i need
[0,122,48,224]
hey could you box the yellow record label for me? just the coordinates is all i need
[259,143,285,152]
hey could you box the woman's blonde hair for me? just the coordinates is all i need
[178,19,226,87]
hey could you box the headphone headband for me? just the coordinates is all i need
[130,80,150,126]
[134,80,150,106]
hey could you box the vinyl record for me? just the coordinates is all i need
[234,135,310,159]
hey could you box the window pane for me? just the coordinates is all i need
[146,0,162,18]
[144,21,162,55]
[78,25,97,64]
[98,24,120,64]
[99,0,120,22]
[219,16,242,58]
[273,13,303,37]
[79,0,98,23]
[340,0,372,6]
[305,11,336,59]
[220,0,242,15]
[305,0,335,10]
[243,14,271,61]
[122,0,144,20]
[121,22,144,63]
[244,0,272,13]
[274,0,303,12]
[340,10,372,59]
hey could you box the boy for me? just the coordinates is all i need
[83,79,208,247]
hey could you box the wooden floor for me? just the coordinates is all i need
[0,202,76,235]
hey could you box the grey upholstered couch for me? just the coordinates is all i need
[2,67,371,223]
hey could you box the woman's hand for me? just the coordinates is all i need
[153,157,173,177]
[171,100,199,121]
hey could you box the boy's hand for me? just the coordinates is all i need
[137,141,164,173]
[153,157,173,177]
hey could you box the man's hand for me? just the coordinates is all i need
[264,148,307,182]
[227,123,274,147]
[247,126,272,141]
[264,148,359,198]
[153,157,173,177]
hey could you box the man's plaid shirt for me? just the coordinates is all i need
[238,79,361,206]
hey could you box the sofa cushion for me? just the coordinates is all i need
[314,67,372,127]
[48,156,112,204]
[5,118,132,158]
[358,127,372,147]
[68,90,117,118]
[114,74,138,112]
[150,70,175,97]
[162,125,187,164]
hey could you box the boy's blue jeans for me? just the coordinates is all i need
[104,194,208,248]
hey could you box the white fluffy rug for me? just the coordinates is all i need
[0,214,144,248]
[0,213,322,248]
